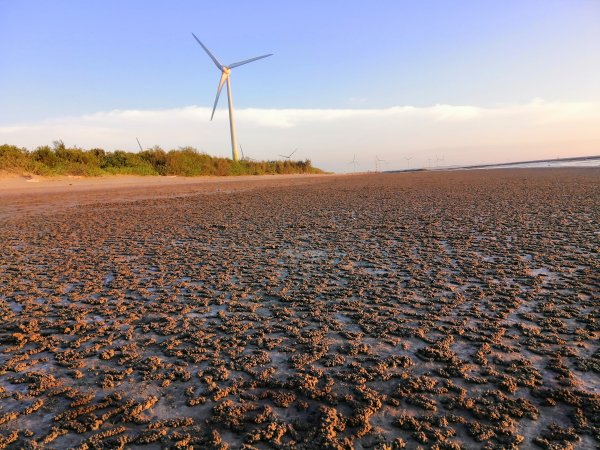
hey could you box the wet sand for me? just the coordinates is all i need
[0,174,331,220]
[0,169,598,449]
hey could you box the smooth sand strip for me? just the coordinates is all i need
[0,173,335,219]
[0,173,333,195]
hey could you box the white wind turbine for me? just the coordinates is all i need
[192,33,272,162]
[435,154,444,168]
[239,145,255,162]
[375,155,385,172]
[279,148,297,160]
[349,154,358,173]
[404,155,414,170]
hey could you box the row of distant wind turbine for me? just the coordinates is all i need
[135,136,296,163]
[349,155,387,173]
[347,154,446,173]
[242,145,297,162]
[426,155,445,168]
[192,33,272,162]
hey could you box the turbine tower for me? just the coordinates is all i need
[192,33,272,162]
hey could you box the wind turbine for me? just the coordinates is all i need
[349,154,358,173]
[136,137,144,152]
[375,155,385,172]
[192,33,272,162]
[279,148,297,160]
[239,145,255,162]
[404,156,414,170]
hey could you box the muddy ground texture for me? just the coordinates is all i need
[0,170,598,449]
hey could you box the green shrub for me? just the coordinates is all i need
[0,144,29,170]
[165,147,205,176]
[32,146,59,168]
[139,147,168,175]
[0,143,324,177]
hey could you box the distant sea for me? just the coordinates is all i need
[386,156,600,173]
[477,156,600,170]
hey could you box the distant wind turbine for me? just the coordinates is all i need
[279,149,297,160]
[349,154,358,173]
[192,33,272,162]
[405,156,414,170]
[239,145,255,162]
[136,137,144,152]
[375,155,385,172]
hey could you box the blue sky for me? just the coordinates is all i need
[1,1,599,172]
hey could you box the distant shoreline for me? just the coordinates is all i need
[386,154,600,173]
[455,154,600,170]
[3,166,599,194]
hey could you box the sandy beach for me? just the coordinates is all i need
[0,169,598,449]
[0,173,332,220]
[0,173,333,193]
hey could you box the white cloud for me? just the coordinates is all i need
[1,100,599,172]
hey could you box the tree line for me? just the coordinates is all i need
[0,142,323,177]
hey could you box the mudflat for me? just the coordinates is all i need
[0,174,330,220]
[0,169,598,449]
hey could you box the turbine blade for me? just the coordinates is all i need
[211,72,228,120]
[290,149,297,157]
[228,53,273,69]
[191,33,223,70]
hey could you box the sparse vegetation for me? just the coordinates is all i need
[0,143,323,177]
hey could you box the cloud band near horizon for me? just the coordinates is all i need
[1,99,598,172]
